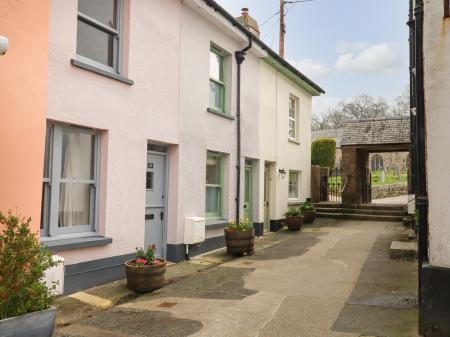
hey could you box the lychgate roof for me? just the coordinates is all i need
[341,118,410,146]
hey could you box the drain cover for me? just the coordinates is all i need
[158,302,177,308]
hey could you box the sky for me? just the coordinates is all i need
[215,0,410,117]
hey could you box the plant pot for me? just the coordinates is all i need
[302,211,316,224]
[0,306,56,337]
[286,216,303,231]
[224,229,255,256]
[124,260,166,292]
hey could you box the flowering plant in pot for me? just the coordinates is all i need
[285,208,303,231]
[124,244,166,292]
[0,211,58,337]
[300,201,316,224]
[224,219,255,256]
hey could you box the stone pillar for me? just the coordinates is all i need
[310,165,321,203]
[341,147,369,205]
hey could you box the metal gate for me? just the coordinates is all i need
[320,168,342,203]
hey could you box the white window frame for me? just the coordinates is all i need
[288,170,300,200]
[209,45,228,114]
[76,0,124,74]
[288,95,299,141]
[41,123,100,238]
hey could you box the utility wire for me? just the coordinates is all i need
[260,10,280,27]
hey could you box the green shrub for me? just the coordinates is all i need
[285,208,301,217]
[0,211,56,319]
[227,218,253,231]
[311,138,336,168]
[300,201,315,212]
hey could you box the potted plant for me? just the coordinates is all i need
[124,244,166,292]
[0,211,57,337]
[285,208,303,231]
[300,201,316,224]
[224,219,255,256]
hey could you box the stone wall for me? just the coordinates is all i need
[371,183,408,200]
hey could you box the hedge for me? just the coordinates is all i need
[311,138,336,168]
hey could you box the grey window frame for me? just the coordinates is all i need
[206,151,224,219]
[41,123,100,238]
[76,0,124,74]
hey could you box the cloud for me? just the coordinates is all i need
[291,59,333,80]
[312,96,341,116]
[336,41,371,54]
[335,42,404,75]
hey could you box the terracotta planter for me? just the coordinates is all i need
[286,216,303,231]
[0,307,56,337]
[124,260,166,292]
[302,211,316,224]
[224,229,255,256]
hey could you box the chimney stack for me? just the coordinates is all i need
[236,8,260,38]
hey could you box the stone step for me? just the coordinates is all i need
[316,207,408,217]
[390,241,417,259]
[316,212,405,222]
[314,203,407,212]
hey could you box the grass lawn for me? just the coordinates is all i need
[328,170,407,186]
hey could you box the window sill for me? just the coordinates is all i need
[42,236,112,253]
[207,108,235,120]
[206,218,228,229]
[288,199,303,205]
[288,138,301,145]
[71,59,134,85]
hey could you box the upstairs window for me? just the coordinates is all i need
[77,0,123,73]
[288,96,299,140]
[209,47,226,113]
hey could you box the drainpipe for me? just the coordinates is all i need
[235,37,253,221]
[413,0,428,333]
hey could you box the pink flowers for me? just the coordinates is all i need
[135,258,148,265]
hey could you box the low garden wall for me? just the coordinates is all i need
[371,183,408,199]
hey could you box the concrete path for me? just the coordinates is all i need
[54,219,418,337]
[372,194,408,205]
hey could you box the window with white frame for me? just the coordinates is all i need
[288,171,300,199]
[41,124,99,237]
[206,152,224,218]
[209,46,227,113]
[76,0,123,73]
[288,96,299,140]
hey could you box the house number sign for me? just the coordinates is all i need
[148,163,154,169]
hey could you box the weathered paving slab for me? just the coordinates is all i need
[54,218,418,337]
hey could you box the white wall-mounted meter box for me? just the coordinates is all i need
[184,216,205,245]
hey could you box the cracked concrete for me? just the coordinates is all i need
[54,218,418,337]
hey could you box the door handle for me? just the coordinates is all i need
[160,211,164,221]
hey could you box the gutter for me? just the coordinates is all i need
[203,0,325,95]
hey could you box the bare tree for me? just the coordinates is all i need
[340,95,389,120]
[390,86,410,117]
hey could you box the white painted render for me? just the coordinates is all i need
[423,0,450,268]
[46,0,319,267]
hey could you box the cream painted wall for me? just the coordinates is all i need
[259,61,313,221]
[423,0,450,268]
[172,2,262,243]
[47,0,181,264]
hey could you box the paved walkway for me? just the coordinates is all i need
[372,194,408,205]
[54,219,418,337]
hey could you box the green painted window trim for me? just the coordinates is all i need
[209,46,227,114]
[206,152,224,219]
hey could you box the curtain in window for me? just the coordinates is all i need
[59,130,93,227]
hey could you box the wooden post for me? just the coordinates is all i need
[279,0,285,58]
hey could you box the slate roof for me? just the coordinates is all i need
[340,118,410,146]
[312,128,345,148]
